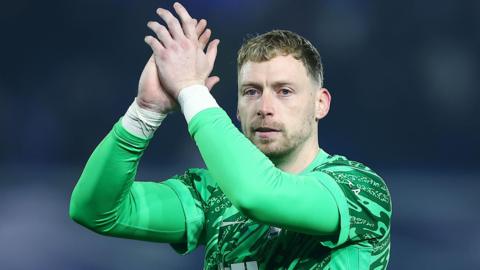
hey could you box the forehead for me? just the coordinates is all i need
[238,55,310,85]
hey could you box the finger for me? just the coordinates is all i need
[198,28,211,51]
[156,7,184,40]
[144,35,165,53]
[206,39,220,68]
[205,76,220,91]
[195,19,207,37]
[147,21,174,47]
[172,2,196,39]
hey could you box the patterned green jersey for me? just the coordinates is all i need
[70,107,391,270]
[164,149,391,270]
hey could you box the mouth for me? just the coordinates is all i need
[254,127,280,132]
[253,127,281,139]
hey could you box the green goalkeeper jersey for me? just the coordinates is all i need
[70,107,391,270]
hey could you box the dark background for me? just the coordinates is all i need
[1,0,479,269]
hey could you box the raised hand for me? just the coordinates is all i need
[144,2,220,99]
[137,16,219,113]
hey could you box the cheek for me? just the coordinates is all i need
[291,105,315,131]
[237,107,250,133]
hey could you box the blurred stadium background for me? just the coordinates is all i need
[0,0,479,269]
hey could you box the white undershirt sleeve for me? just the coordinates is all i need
[122,85,219,138]
[177,85,220,123]
[121,98,167,139]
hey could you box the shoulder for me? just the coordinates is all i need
[311,154,392,247]
[313,154,386,187]
[183,167,210,179]
[177,168,218,191]
[314,154,380,177]
[164,168,219,207]
[312,153,391,213]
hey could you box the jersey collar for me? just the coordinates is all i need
[299,148,330,175]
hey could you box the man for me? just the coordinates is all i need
[69,2,391,269]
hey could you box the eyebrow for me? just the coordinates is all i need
[239,81,296,89]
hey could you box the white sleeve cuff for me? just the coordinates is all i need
[121,98,167,139]
[177,85,220,123]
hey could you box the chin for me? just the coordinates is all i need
[247,134,291,158]
[255,141,291,159]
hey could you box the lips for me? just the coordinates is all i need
[254,127,280,132]
[253,127,281,139]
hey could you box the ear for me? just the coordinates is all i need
[315,87,331,121]
[236,108,241,122]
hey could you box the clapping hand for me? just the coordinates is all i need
[137,2,220,113]
[144,2,220,101]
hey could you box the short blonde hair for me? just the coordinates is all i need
[237,30,324,86]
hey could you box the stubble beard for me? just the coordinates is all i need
[254,132,292,159]
[247,119,314,160]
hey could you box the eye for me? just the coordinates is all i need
[244,88,259,96]
[279,88,293,96]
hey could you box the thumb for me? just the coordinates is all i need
[205,76,220,91]
[206,39,220,68]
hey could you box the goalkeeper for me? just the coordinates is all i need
[69,2,391,269]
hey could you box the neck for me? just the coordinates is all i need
[270,137,320,174]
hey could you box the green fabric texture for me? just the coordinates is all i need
[69,119,188,244]
[187,108,340,236]
[70,107,392,270]
[182,107,391,269]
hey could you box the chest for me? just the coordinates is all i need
[202,187,333,269]
[204,188,293,267]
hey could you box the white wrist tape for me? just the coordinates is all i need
[177,85,220,123]
[121,98,167,139]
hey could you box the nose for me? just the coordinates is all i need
[256,90,275,117]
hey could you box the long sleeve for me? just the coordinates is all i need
[69,119,187,243]
[187,108,340,236]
